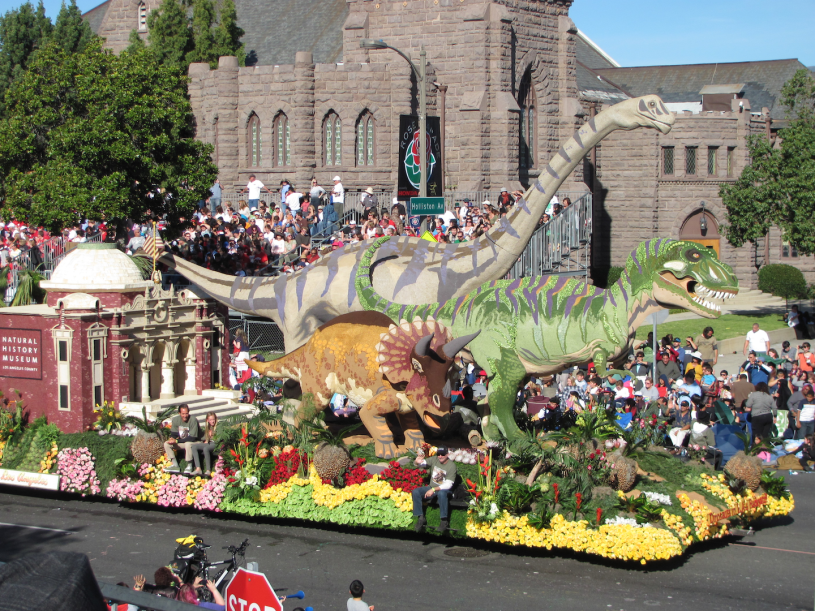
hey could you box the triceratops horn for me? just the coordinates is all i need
[440,330,481,359]
[414,333,434,357]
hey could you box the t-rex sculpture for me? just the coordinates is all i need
[354,237,739,442]
[245,312,479,458]
[161,95,674,352]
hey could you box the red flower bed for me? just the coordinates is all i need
[265,449,309,487]
[380,461,427,493]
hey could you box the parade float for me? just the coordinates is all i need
[0,96,795,564]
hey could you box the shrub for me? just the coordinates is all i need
[58,432,132,492]
[758,264,807,299]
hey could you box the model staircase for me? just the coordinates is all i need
[119,390,256,421]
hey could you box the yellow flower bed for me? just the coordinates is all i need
[466,512,684,564]
[307,467,413,511]
[136,456,173,504]
[185,476,206,505]
[258,466,413,512]
[661,510,693,548]
[0,439,6,463]
[698,473,795,521]
[39,442,58,473]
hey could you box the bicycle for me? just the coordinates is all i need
[201,538,250,597]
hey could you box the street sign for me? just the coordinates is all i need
[225,568,282,611]
[410,197,445,216]
[642,309,670,326]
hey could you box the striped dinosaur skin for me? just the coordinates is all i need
[161,95,674,353]
[355,237,739,441]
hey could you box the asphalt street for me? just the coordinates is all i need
[0,476,813,611]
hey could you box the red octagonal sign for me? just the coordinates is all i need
[225,567,283,611]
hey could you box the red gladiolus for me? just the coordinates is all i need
[576,492,583,511]
[596,507,603,525]
[553,483,559,504]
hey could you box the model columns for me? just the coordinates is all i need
[160,340,178,399]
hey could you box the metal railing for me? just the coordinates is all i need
[229,313,286,353]
[4,233,103,303]
[508,191,592,280]
[217,190,588,218]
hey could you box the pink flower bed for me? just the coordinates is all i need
[194,458,228,512]
[57,448,101,496]
[157,474,189,507]
[106,478,145,502]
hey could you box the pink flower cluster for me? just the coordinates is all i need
[106,478,145,502]
[194,457,227,512]
[156,474,188,507]
[57,448,101,496]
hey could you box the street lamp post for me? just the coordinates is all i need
[360,39,428,197]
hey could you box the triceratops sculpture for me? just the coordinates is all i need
[246,312,479,458]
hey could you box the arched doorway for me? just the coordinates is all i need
[679,208,720,257]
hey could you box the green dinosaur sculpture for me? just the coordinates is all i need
[355,237,739,442]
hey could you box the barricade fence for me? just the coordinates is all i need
[228,314,286,354]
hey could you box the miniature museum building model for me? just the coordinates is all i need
[0,244,229,433]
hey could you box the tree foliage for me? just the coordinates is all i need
[129,0,245,70]
[52,0,95,55]
[720,69,815,255]
[0,1,53,115]
[0,40,217,233]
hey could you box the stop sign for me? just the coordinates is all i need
[225,567,283,611]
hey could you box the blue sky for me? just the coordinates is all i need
[4,0,814,68]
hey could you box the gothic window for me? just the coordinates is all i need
[707,146,718,175]
[518,71,536,169]
[138,1,148,31]
[356,111,375,166]
[662,147,675,175]
[324,111,342,166]
[685,146,697,175]
[247,113,262,167]
[273,112,290,167]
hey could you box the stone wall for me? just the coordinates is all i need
[96,0,155,54]
[187,0,586,193]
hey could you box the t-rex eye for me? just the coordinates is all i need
[649,101,656,107]
[685,248,702,261]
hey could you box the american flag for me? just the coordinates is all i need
[143,231,164,260]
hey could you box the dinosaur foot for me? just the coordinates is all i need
[374,440,399,459]
[403,431,425,453]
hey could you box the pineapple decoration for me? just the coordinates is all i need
[608,453,638,492]
[313,442,351,482]
[724,451,763,492]
[132,430,166,465]
[127,406,176,465]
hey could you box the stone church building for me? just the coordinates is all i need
[84,0,814,287]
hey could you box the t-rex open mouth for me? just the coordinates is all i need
[659,272,738,313]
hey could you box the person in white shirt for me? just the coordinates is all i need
[240,174,271,210]
[285,187,303,213]
[744,323,770,357]
[331,176,344,205]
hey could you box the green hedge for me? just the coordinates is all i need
[58,432,132,492]
[758,264,807,299]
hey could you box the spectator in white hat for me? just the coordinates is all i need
[332,176,344,205]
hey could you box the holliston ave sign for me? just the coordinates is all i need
[0,468,59,491]
[225,568,283,611]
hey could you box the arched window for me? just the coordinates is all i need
[138,1,148,31]
[273,112,290,167]
[518,71,536,169]
[247,113,262,167]
[324,111,341,166]
[356,111,375,166]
